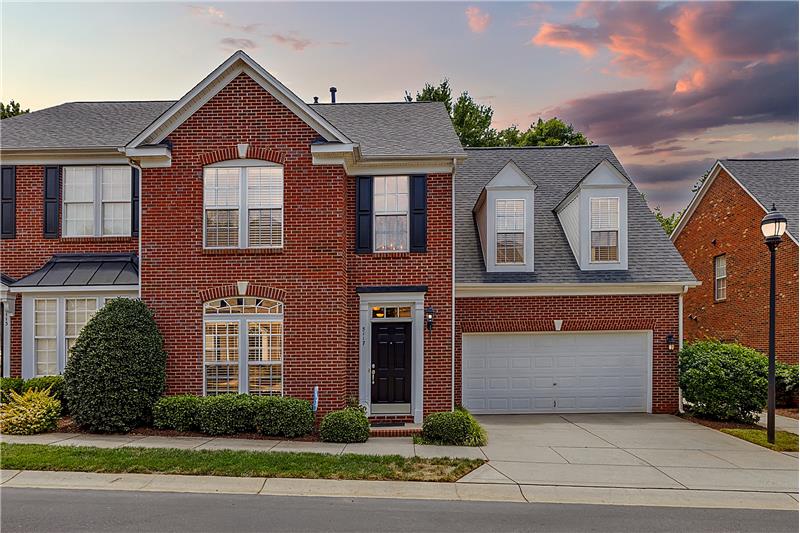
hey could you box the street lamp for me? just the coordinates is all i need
[760,203,787,444]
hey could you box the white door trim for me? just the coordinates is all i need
[358,291,425,423]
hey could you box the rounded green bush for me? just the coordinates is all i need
[0,377,24,404]
[23,376,66,413]
[679,340,768,423]
[422,410,471,445]
[319,407,369,443]
[153,395,203,432]
[198,394,255,435]
[776,362,799,408]
[253,396,314,438]
[64,298,167,433]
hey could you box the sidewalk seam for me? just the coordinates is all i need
[1,470,22,484]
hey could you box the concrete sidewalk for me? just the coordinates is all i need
[0,433,484,459]
[758,413,799,435]
[1,470,797,510]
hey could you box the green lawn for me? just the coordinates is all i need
[720,429,799,452]
[0,443,483,482]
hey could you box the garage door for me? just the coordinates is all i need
[462,331,650,414]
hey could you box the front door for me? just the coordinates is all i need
[371,322,412,405]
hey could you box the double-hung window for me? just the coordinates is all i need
[590,197,619,262]
[373,175,409,252]
[714,254,727,301]
[495,199,525,264]
[203,164,283,249]
[63,166,131,237]
[203,297,283,396]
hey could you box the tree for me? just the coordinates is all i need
[653,206,682,235]
[409,80,590,148]
[0,100,29,119]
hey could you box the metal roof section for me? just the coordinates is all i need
[11,254,139,288]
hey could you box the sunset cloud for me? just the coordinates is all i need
[465,7,490,33]
[189,5,225,19]
[220,37,257,51]
[269,32,313,51]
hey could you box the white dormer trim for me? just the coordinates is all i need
[556,159,630,271]
[474,161,536,273]
[127,50,350,149]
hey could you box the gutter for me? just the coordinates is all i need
[129,160,144,302]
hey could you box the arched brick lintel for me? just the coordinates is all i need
[198,145,286,166]
[198,284,287,304]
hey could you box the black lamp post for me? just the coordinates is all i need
[760,204,787,444]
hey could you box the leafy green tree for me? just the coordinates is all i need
[0,100,29,119]
[653,206,682,235]
[515,117,589,147]
[451,91,495,147]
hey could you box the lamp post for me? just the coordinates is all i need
[760,204,787,444]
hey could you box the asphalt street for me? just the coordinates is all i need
[1,488,797,533]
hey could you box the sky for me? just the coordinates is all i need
[2,1,798,213]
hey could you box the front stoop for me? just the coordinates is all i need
[369,424,421,438]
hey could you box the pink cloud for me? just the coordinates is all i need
[269,33,313,51]
[465,7,490,33]
[532,23,596,58]
[189,5,225,19]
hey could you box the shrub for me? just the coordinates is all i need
[776,362,799,408]
[198,395,256,435]
[319,407,370,443]
[253,396,314,438]
[153,395,203,432]
[422,408,487,446]
[0,388,61,435]
[64,298,167,433]
[679,340,768,423]
[22,376,66,413]
[0,377,24,404]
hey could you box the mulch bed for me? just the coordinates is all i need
[777,408,799,420]
[678,413,762,431]
[54,417,320,441]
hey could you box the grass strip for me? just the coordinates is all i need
[0,443,483,482]
[720,429,799,452]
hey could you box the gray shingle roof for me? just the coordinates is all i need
[0,101,175,149]
[1,99,463,159]
[311,102,464,158]
[12,254,138,288]
[456,146,697,284]
[720,159,798,238]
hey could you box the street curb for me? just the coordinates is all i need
[1,470,797,510]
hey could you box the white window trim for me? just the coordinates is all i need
[714,254,727,302]
[21,292,135,378]
[494,198,526,266]
[62,166,132,238]
[203,164,284,250]
[373,175,410,254]
[202,304,284,396]
[589,196,620,264]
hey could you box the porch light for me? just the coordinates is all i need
[425,306,436,332]
[666,334,676,352]
[760,204,787,243]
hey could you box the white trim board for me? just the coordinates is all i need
[671,161,798,245]
[455,282,698,298]
[127,50,350,149]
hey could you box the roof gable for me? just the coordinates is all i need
[485,160,537,189]
[127,50,349,148]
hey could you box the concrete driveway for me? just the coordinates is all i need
[460,414,799,494]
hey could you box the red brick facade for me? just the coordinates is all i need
[455,294,682,414]
[674,169,798,363]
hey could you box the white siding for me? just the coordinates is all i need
[558,196,580,262]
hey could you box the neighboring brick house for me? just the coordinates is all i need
[0,51,696,420]
[672,159,799,364]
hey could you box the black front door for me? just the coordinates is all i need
[371,322,412,404]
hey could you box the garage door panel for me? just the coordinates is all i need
[463,332,649,414]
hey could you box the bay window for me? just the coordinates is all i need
[204,297,283,396]
[63,166,132,237]
[203,163,283,249]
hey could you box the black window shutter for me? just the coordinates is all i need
[355,176,373,253]
[43,166,60,239]
[409,174,427,252]
[1,166,15,239]
[131,167,140,237]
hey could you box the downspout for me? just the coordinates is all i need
[451,157,458,412]
[129,160,143,301]
[677,285,686,413]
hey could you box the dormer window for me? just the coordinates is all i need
[590,197,619,262]
[495,199,525,264]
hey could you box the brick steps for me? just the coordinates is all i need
[369,424,422,438]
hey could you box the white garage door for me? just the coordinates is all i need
[462,331,650,414]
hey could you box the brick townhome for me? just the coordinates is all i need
[672,159,798,364]
[0,51,697,420]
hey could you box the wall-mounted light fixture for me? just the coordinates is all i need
[425,306,436,332]
[666,334,676,352]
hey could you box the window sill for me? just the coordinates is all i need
[60,236,135,243]
[203,248,284,256]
